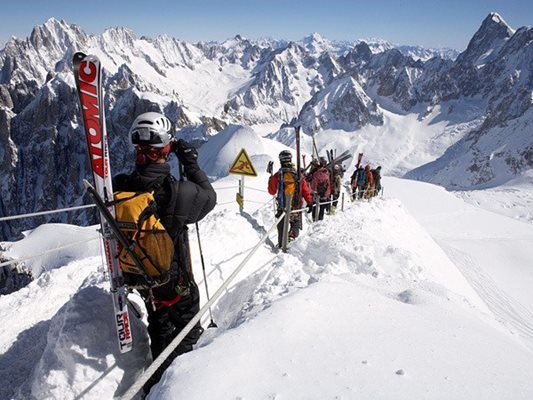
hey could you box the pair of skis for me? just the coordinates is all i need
[73,52,133,353]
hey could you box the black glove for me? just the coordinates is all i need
[173,139,198,166]
[307,203,314,214]
[266,161,274,175]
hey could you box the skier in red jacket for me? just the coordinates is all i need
[268,150,312,246]
[310,157,331,221]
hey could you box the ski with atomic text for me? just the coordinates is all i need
[73,52,133,353]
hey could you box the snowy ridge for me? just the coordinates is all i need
[358,37,460,61]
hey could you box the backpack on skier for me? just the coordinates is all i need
[279,168,297,196]
[113,189,174,288]
[313,168,330,197]
[277,167,301,208]
[356,168,366,187]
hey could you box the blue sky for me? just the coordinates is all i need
[1,0,531,50]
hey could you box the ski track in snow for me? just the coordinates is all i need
[441,242,533,349]
[387,176,533,354]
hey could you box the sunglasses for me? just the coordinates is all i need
[131,127,165,145]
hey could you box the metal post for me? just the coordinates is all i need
[341,192,345,212]
[239,176,244,214]
[314,194,320,222]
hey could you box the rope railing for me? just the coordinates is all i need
[215,201,236,206]
[0,204,95,222]
[244,187,270,194]
[0,174,384,399]
[245,199,272,205]
[255,197,276,212]
[0,236,100,268]
[213,186,240,190]
[124,190,354,400]
[121,211,287,400]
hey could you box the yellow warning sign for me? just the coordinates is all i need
[229,148,257,177]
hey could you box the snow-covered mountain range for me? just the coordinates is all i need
[0,13,532,240]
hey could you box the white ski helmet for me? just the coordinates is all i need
[130,112,173,148]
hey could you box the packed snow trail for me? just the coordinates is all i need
[386,176,533,351]
[150,196,533,400]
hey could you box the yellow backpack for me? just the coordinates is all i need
[113,190,174,288]
[280,169,297,196]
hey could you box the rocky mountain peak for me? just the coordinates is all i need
[29,18,85,51]
[302,32,326,46]
[456,12,514,66]
[479,12,514,38]
[298,75,383,133]
[301,32,332,57]
[101,26,137,47]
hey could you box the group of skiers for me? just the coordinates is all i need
[268,151,375,248]
[350,164,382,200]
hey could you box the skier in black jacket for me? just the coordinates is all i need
[113,112,216,392]
[371,166,382,196]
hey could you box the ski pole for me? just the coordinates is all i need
[195,221,217,328]
[178,158,216,327]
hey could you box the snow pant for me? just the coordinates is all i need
[313,196,328,221]
[141,280,203,394]
[351,185,357,201]
[364,184,375,199]
[332,192,340,208]
[276,208,301,246]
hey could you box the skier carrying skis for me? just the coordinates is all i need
[268,150,312,247]
[371,165,382,196]
[311,157,331,221]
[363,164,374,199]
[351,164,366,200]
[113,112,216,392]
[329,164,342,214]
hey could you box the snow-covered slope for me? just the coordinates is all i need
[387,176,533,346]
[454,170,533,225]
[2,171,533,399]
